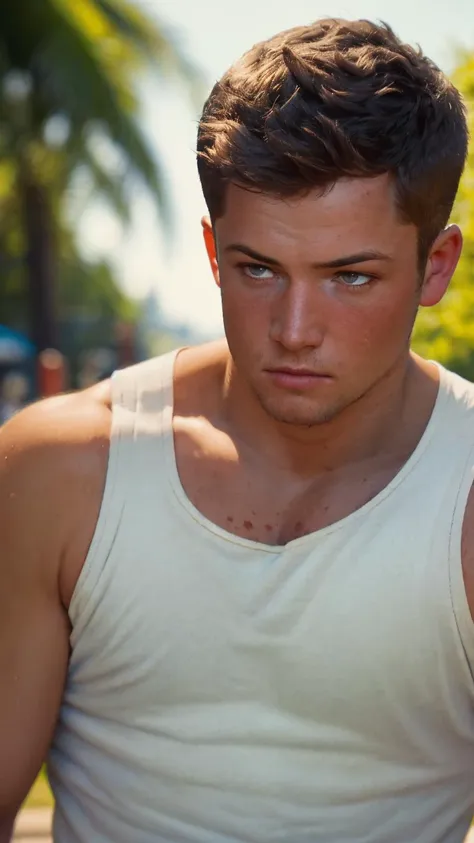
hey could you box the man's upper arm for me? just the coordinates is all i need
[0,390,110,823]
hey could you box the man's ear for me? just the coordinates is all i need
[202,216,220,287]
[420,224,463,307]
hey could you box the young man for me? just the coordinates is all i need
[0,17,472,843]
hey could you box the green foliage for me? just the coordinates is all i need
[0,0,202,365]
[0,0,202,220]
[24,767,53,810]
[412,55,474,377]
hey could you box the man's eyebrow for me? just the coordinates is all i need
[224,243,393,268]
[225,244,282,265]
[312,251,393,268]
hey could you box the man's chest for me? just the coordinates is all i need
[69,504,459,757]
[173,422,407,545]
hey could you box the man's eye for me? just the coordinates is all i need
[336,272,373,288]
[242,264,275,280]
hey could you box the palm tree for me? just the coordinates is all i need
[0,0,200,351]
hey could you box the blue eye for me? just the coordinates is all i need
[337,272,373,288]
[242,264,275,280]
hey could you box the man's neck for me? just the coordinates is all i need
[219,352,439,480]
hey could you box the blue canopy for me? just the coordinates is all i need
[0,324,35,363]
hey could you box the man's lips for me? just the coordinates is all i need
[264,368,333,389]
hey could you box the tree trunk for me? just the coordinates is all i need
[20,175,57,352]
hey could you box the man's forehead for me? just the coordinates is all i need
[214,176,407,252]
[218,175,399,222]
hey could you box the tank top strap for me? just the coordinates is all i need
[449,438,474,678]
[111,348,179,422]
[68,349,181,632]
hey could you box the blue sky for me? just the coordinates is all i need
[77,0,474,336]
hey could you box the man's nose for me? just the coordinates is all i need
[269,280,325,352]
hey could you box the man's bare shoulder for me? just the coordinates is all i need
[0,380,112,483]
[0,382,112,606]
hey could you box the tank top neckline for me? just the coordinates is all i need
[162,351,451,554]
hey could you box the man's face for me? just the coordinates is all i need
[205,176,450,427]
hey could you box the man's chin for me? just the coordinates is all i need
[256,395,341,428]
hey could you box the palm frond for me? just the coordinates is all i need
[90,0,206,103]
[75,144,131,223]
[31,7,170,221]
[0,0,201,229]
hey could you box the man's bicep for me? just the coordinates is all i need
[0,583,69,813]
[0,391,110,818]
[0,412,70,816]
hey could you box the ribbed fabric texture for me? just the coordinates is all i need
[48,351,474,842]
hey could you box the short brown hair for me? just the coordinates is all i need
[197,19,468,264]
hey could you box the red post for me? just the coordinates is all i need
[37,348,67,398]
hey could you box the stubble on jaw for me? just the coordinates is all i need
[252,388,351,429]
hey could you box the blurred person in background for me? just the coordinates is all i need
[1,17,473,843]
[0,371,29,424]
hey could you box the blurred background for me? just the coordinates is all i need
[0,0,473,425]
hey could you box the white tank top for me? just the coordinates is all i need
[48,350,474,843]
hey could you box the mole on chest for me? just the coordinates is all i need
[224,512,316,544]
